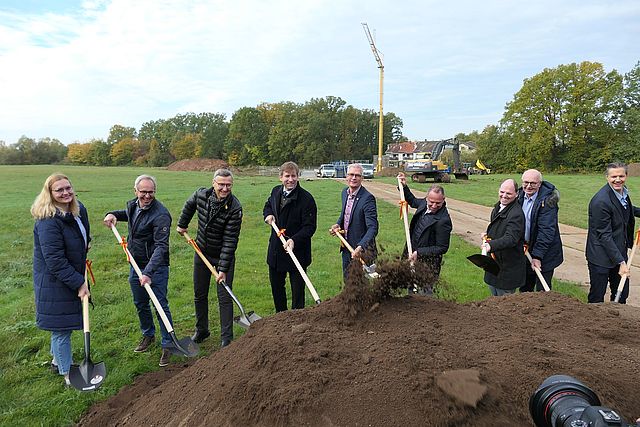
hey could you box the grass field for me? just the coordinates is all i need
[0,165,585,426]
[379,173,640,229]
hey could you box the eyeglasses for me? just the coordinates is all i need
[522,181,540,187]
[137,190,155,196]
[52,186,73,193]
[347,173,362,178]
[214,182,233,188]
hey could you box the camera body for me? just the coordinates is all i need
[529,374,635,427]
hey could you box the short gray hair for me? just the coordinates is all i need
[214,168,233,180]
[134,174,157,190]
[347,163,363,174]
[606,162,627,176]
[427,184,445,196]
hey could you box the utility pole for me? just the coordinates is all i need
[362,22,384,173]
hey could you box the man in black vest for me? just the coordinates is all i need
[586,162,640,304]
[177,169,243,347]
[397,172,452,295]
[264,162,317,312]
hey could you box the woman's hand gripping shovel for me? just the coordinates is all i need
[467,236,500,276]
[334,229,379,279]
[69,268,106,391]
[269,219,321,304]
[182,232,260,329]
[110,225,198,357]
[523,244,550,292]
[614,228,640,303]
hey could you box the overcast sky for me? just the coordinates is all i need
[0,0,638,145]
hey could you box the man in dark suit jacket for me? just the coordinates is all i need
[518,169,564,292]
[397,173,452,294]
[483,179,526,296]
[586,162,640,304]
[330,164,378,278]
[264,161,317,312]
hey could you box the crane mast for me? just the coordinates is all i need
[362,23,384,173]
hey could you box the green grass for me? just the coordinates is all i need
[378,173,640,229]
[0,165,586,426]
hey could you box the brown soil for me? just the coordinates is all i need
[167,158,228,172]
[79,261,640,427]
[629,162,640,177]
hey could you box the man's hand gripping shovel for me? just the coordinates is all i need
[523,244,550,292]
[110,225,198,357]
[333,229,379,279]
[268,219,321,304]
[182,232,260,328]
[614,228,640,303]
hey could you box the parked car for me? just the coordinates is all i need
[316,164,336,178]
[361,163,375,179]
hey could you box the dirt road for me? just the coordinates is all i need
[361,179,640,307]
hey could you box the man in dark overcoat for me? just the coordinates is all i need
[263,161,317,312]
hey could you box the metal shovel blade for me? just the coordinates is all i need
[168,332,199,357]
[233,311,262,329]
[69,331,106,392]
[467,254,500,276]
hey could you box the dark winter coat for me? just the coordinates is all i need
[402,186,452,272]
[517,181,564,272]
[336,186,378,261]
[107,198,171,275]
[264,184,317,271]
[484,200,526,290]
[33,203,90,331]
[586,184,640,268]
[177,187,243,273]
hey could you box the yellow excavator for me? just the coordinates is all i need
[404,138,470,183]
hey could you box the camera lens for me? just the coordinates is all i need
[529,375,601,427]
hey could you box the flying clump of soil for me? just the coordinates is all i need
[79,260,640,426]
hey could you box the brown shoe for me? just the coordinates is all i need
[134,335,155,353]
[159,348,171,367]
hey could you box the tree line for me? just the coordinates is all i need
[0,96,404,168]
[1,61,638,172]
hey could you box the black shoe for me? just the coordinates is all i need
[191,330,210,343]
[220,339,231,348]
[159,348,171,367]
[134,335,155,352]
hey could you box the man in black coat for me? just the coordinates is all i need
[586,162,640,304]
[104,174,175,367]
[177,169,243,347]
[329,163,378,278]
[397,173,452,294]
[518,169,563,292]
[483,179,526,296]
[264,162,317,312]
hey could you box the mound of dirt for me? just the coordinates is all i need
[79,262,640,426]
[167,158,228,172]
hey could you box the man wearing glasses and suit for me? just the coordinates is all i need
[330,163,379,279]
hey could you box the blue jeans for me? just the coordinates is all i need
[129,265,173,348]
[51,331,73,375]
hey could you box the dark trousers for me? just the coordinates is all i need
[520,263,554,292]
[193,254,234,341]
[128,265,173,348]
[587,262,629,304]
[269,267,305,312]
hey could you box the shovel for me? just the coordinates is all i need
[467,237,500,276]
[334,229,379,279]
[110,225,198,357]
[523,248,551,292]
[269,220,321,304]
[397,176,420,292]
[614,228,640,303]
[68,273,106,392]
[182,232,261,329]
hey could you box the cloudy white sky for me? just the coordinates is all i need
[0,0,638,145]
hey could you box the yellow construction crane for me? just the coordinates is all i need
[361,22,384,173]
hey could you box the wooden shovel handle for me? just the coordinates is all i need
[614,228,640,303]
[524,250,550,292]
[334,229,367,267]
[397,177,413,256]
[269,220,321,304]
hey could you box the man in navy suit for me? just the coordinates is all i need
[397,172,452,295]
[586,162,640,304]
[330,163,378,278]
